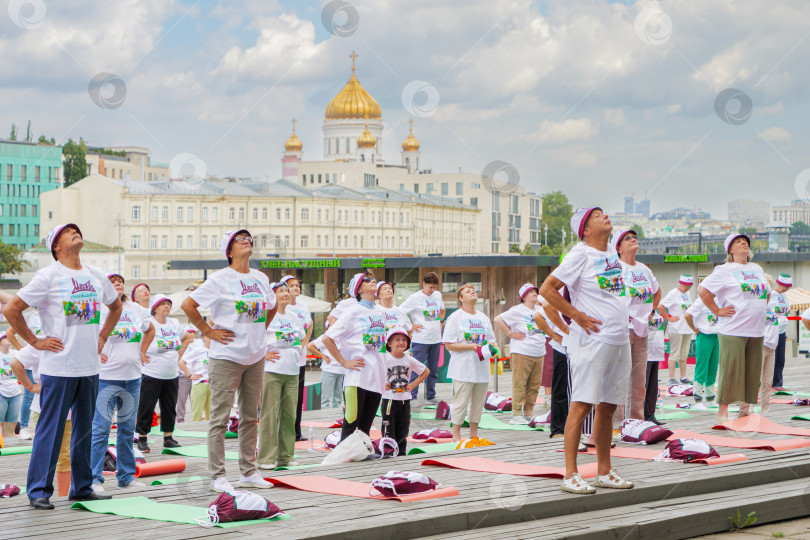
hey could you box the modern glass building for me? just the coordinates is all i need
[0,139,63,249]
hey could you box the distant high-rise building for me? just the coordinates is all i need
[624,196,634,215]
[728,199,771,227]
[635,199,650,218]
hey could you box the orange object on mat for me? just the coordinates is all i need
[713,414,810,437]
[420,456,598,478]
[264,475,459,501]
[573,446,748,465]
[134,458,186,477]
[668,430,810,452]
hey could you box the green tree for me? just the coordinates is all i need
[791,221,810,235]
[509,243,521,253]
[0,240,28,276]
[62,138,88,186]
[9,123,17,141]
[540,191,573,247]
[38,135,55,145]
[537,244,555,255]
[520,243,535,255]
[630,223,645,239]
[25,120,32,142]
[738,226,757,235]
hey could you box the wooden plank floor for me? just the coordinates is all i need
[2,357,810,539]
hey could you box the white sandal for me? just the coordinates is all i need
[594,469,634,489]
[561,473,595,494]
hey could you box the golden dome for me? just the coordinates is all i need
[284,118,303,152]
[357,121,376,149]
[324,51,382,120]
[402,119,420,151]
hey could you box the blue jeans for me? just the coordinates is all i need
[91,378,141,487]
[320,371,344,409]
[0,393,22,423]
[410,342,441,400]
[20,369,34,428]
[27,374,98,501]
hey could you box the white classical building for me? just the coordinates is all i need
[279,51,543,254]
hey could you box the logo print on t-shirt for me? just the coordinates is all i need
[733,270,767,299]
[422,299,441,320]
[274,318,302,347]
[648,314,664,331]
[362,314,386,353]
[462,318,488,345]
[229,279,268,323]
[0,356,14,379]
[524,314,541,335]
[627,271,653,303]
[58,275,101,326]
[593,255,626,296]
[156,327,181,353]
[110,310,142,343]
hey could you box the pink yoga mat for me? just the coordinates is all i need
[574,446,748,465]
[420,456,598,478]
[265,475,459,501]
[712,414,810,437]
[669,430,810,452]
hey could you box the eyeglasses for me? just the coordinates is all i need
[362,275,376,283]
[233,235,253,246]
[623,234,638,241]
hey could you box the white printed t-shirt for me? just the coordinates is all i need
[700,262,771,338]
[324,302,387,393]
[143,318,183,380]
[550,243,629,346]
[661,287,693,335]
[499,303,546,357]
[685,299,718,335]
[286,300,312,367]
[767,291,790,335]
[189,268,276,365]
[0,350,20,398]
[17,262,117,377]
[265,311,305,376]
[381,352,426,401]
[183,339,209,384]
[399,290,445,344]
[311,336,345,376]
[99,300,152,381]
[621,261,659,338]
[443,308,496,384]
[375,304,413,333]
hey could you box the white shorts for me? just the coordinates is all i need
[567,331,631,405]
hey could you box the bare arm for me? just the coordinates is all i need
[10,359,38,393]
[533,312,562,343]
[539,276,602,335]
[181,297,235,344]
[493,314,524,340]
[407,367,430,392]
[652,288,662,312]
[541,300,569,335]
[2,297,63,352]
[264,303,278,329]
[444,342,478,352]
[5,326,24,351]
[98,298,123,354]
[321,335,364,371]
[177,332,193,360]
[140,323,154,364]
[684,313,699,335]
[698,286,736,318]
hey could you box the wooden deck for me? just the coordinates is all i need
[2,358,810,540]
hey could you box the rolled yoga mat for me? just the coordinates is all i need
[421,456,599,478]
[71,495,288,526]
[134,458,186,477]
[573,446,748,465]
[668,429,810,452]
[0,446,33,456]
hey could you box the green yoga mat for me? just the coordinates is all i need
[0,445,33,456]
[451,414,544,431]
[162,445,239,460]
[150,476,209,486]
[657,411,691,420]
[71,496,289,527]
[774,390,810,396]
[790,414,810,421]
[407,442,459,455]
[150,427,236,439]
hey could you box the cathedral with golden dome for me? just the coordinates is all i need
[281,51,422,177]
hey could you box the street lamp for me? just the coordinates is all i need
[687,231,703,253]
[544,222,548,245]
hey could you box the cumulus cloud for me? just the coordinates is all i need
[532,118,599,144]
[758,127,791,142]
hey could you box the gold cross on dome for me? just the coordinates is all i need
[291,118,296,132]
[350,51,358,71]
[409,118,414,132]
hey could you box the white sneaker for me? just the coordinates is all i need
[276,461,300,468]
[509,416,530,425]
[561,473,595,494]
[91,483,105,493]
[257,462,276,470]
[18,428,33,440]
[120,479,146,489]
[210,477,235,493]
[694,402,708,411]
[238,473,273,488]
[594,469,634,489]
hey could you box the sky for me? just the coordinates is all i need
[1,0,808,220]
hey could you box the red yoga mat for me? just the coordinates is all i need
[669,430,810,452]
[420,456,598,479]
[573,446,748,465]
[134,458,186,477]
[713,414,810,437]
[264,475,459,501]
